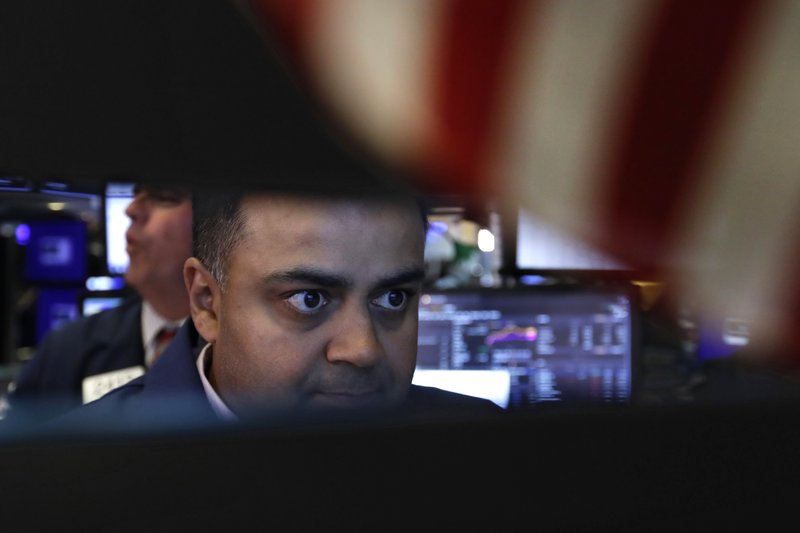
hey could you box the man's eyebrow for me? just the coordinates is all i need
[263,268,352,288]
[261,266,425,289]
[373,266,426,289]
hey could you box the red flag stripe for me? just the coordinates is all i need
[493,0,656,260]
[598,0,766,272]
[427,0,528,199]
[671,0,800,365]
[249,0,320,63]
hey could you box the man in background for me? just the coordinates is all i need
[5,183,193,423]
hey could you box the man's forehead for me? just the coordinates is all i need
[241,197,423,246]
[241,191,416,210]
[232,193,425,276]
[240,192,424,229]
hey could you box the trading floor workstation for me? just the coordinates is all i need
[2,1,800,529]
[2,177,798,531]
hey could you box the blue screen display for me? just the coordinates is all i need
[24,220,88,283]
[35,288,80,343]
[105,182,134,275]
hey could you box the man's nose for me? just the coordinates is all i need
[325,304,385,367]
[124,195,147,222]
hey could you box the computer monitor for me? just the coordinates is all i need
[35,288,81,343]
[23,220,88,283]
[515,207,629,274]
[413,284,640,409]
[104,182,134,275]
[80,292,127,317]
[695,315,751,361]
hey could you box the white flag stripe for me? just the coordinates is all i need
[496,0,657,248]
[672,0,800,344]
[308,0,443,165]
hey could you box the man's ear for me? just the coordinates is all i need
[183,257,220,343]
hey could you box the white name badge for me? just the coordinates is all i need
[82,366,146,404]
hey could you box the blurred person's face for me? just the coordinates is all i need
[124,185,193,295]
[185,194,426,416]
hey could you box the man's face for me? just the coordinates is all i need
[124,186,193,294]
[196,194,426,415]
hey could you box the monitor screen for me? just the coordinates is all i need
[81,295,126,317]
[413,285,638,409]
[24,220,88,283]
[695,315,751,361]
[35,288,81,343]
[104,182,134,275]
[515,208,628,272]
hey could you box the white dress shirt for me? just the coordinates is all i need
[196,343,237,421]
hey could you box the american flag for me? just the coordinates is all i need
[239,0,800,365]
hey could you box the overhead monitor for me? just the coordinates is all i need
[515,208,628,273]
[80,293,127,317]
[24,220,88,283]
[104,182,135,275]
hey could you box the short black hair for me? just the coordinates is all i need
[192,187,248,289]
[192,184,429,290]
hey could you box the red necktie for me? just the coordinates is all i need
[153,326,178,362]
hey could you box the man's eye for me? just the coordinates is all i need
[372,290,409,311]
[286,291,328,314]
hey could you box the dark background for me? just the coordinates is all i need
[0,0,385,195]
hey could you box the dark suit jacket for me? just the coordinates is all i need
[7,295,145,423]
[47,318,503,435]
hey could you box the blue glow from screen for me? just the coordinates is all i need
[15,223,30,245]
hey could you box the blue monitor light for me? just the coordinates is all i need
[85,276,126,291]
[519,274,549,285]
[24,220,88,283]
[15,223,30,246]
[0,176,33,192]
